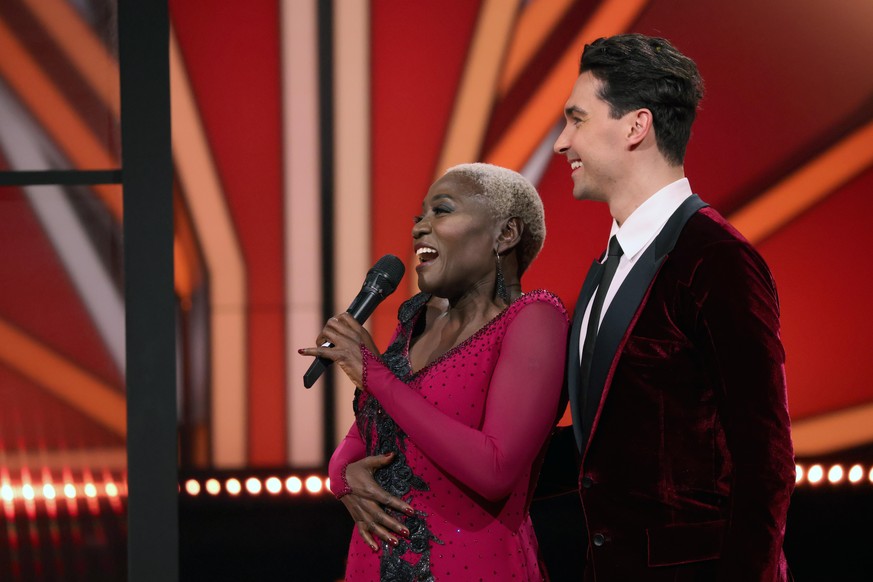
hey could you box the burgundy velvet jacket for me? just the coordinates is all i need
[567,196,794,581]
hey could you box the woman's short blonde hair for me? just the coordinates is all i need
[445,163,545,274]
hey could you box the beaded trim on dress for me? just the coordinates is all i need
[354,292,442,581]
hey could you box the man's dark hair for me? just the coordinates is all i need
[580,34,704,166]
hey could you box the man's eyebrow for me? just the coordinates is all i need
[565,105,587,118]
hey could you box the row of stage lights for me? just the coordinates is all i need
[0,475,331,502]
[795,463,873,486]
[180,464,873,498]
[1,464,870,503]
[1,481,124,502]
[183,475,330,497]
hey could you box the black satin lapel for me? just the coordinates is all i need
[581,246,663,440]
[581,194,709,448]
[568,260,603,448]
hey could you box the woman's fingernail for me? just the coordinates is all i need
[399,528,410,538]
[404,507,415,516]
[370,544,378,552]
[297,348,305,354]
[388,537,399,546]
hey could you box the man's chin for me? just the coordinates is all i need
[572,186,594,201]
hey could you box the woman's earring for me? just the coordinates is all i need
[495,249,509,303]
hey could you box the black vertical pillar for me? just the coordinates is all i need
[318,0,336,462]
[119,1,178,581]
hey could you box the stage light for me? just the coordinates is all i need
[185,480,201,496]
[807,464,824,485]
[245,477,262,495]
[795,465,804,484]
[848,465,863,484]
[827,465,844,484]
[226,478,242,496]
[84,483,97,498]
[105,482,119,498]
[305,476,323,494]
[64,484,77,499]
[265,477,282,494]
[286,476,302,494]
[205,479,221,495]
[1,484,13,502]
[43,484,56,500]
[21,484,35,501]
[869,466,873,484]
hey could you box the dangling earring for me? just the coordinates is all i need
[495,249,509,303]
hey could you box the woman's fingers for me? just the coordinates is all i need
[380,493,416,519]
[355,454,416,517]
[354,519,379,552]
[346,498,408,551]
[362,518,400,548]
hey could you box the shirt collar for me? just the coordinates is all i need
[609,178,693,260]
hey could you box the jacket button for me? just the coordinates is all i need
[581,476,594,489]
[592,533,605,547]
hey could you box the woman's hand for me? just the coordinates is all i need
[298,313,378,387]
[340,453,415,552]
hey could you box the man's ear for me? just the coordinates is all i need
[627,108,653,146]
[496,217,523,255]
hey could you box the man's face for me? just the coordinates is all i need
[553,72,630,203]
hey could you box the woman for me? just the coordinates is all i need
[299,163,568,581]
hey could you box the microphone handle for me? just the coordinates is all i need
[303,342,332,388]
[302,290,383,389]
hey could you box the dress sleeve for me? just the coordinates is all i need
[362,299,569,501]
[693,240,794,581]
[328,422,366,498]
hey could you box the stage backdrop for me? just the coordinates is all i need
[1,0,872,473]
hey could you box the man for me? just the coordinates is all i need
[555,33,794,581]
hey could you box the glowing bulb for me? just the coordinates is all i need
[848,465,863,483]
[265,477,282,494]
[226,478,242,496]
[205,479,221,495]
[0,484,13,502]
[106,483,119,498]
[185,480,201,496]
[807,464,824,485]
[84,483,97,498]
[869,466,873,484]
[22,484,35,501]
[286,476,302,494]
[827,465,844,484]
[43,484,56,500]
[245,477,262,495]
[795,465,804,484]
[64,484,77,499]
[305,476,323,494]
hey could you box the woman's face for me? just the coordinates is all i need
[412,172,500,298]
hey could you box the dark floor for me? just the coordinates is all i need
[2,476,868,580]
[178,484,873,582]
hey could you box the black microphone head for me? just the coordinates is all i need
[369,254,405,295]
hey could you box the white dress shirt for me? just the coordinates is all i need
[578,178,694,363]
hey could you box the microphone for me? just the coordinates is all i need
[303,254,406,388]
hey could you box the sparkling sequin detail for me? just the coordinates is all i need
[355,292,442,581]
[333,464,352,500]
[346,290,568,581]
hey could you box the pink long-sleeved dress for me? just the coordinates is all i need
[329,290,569,581]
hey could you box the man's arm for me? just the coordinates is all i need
[694,239,794,581]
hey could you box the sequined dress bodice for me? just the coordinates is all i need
[333,290,569,581]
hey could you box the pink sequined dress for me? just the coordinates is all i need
[329,290,569,581]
